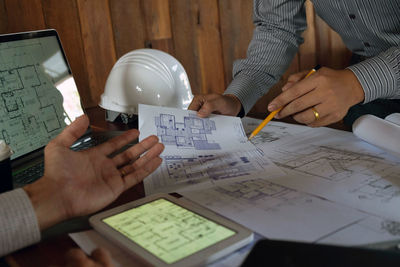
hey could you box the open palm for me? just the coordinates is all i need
[24,115,164,230]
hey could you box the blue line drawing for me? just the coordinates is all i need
[155,113,221,150]
[162,153,266,183]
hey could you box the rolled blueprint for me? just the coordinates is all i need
[353,114,400,158]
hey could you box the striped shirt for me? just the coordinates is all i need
[225,0,400,115]
[0,188,40,256]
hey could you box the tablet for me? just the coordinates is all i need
[89,193,253,267]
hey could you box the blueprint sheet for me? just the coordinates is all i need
[139,104,251,155]
[180,118,400,245]
[180,177,400,245]
[257,126,400,221]
[139,105,284,195]
[144,149,284,195]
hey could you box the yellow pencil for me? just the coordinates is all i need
[248,65,320,140]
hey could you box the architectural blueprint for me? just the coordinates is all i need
[241,117,309,146]
[181,178,400,245]
[144,149,284,195]
[181,178,365,242]
[139,104,253,155]
[253,126,400,221]
[139,105,283,195]
[155,113,221,150]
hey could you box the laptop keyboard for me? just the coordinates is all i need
[13,131,130,187]
[14,161,45,186]
[14,139,98,186]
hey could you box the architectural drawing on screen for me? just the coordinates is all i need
[0,41,66,156]
[155,113,221,150]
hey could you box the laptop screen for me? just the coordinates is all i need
[0,30,84,160]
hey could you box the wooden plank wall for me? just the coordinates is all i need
[0,0,351,117]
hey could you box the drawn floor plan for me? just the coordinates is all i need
[139,104,252,156]
[181,178,400,245]
[254,127,400,221]
[241,117,309,146]
[144,150,283,195]
[0,39,68,158]
[181,178,367,242]
[155,113,220,150]
[271,145,393,182]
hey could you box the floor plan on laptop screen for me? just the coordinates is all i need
[0,36,83,159]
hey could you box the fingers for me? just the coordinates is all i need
[96,129,140,156]
[188,95,206,111]
[188,94,242,118]
[53,115,89,147]
[65,248,91,267]
[65,248,114,267]
[268,74,317,113]
[189,94,221,118]
[282,70,310,91]
[91,248,113,267]
[122,143,164,188]
[112,135,160,167]
[277,87,323,119]
[197,99,220,118]
[292,103,324,125]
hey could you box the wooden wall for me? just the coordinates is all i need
[0,0,351,117]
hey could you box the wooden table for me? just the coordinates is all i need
[5,107,144,267]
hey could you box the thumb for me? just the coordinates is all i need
[197,103,213,118]
[53,115,89,147]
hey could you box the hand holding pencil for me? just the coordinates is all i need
[248,65,320,140]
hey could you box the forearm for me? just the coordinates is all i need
[0,189,40,257]
[225,0,307,114]
[347,47,400,103]
[23,177,68,231]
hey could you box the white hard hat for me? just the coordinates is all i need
[99,49,193,121]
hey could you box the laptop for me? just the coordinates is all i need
[0,29,130,188]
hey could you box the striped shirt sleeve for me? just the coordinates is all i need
[347,47,400,103]
[0,188,41,257]
[224,0,307,114]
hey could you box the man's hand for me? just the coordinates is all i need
[188,93,242,118]
[268,67,365,127]
[65,248,114,267]
[24,115,164,230]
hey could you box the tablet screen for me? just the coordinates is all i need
[102,198,235,264]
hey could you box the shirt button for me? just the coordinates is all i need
[349,14,356,19]
[364,42,371,47]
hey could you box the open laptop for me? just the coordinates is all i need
[0,29,129,188]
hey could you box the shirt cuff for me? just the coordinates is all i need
[0,188,41,257]
[347,48,399,103]
[224,72,274,115]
